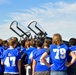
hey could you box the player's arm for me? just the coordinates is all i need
[66,50,76,67]
[18,59,21,75]
[29,52,33,62]
[1,60,3,65]
[17,52,21,75]
[32,59,36,75]
[40,48,52,67]
[1,51,5,65]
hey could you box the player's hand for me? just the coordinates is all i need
[48,64,54,67]
[66,62,71,67]
[50,64,54,67]
[32,72,36,75]
[24,64,29,67]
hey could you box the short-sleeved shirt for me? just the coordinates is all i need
[0,46,4,72]
[46,44,70,71]
[33,48,50,72]
[67,46,76,64]
[2,48,21,74]
[24,47,36,64]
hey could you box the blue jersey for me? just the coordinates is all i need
[24,47,36,64]
[0,46,4,72]
[49,44,69,71]
[21,47,26,53]
[33,48,50,72]
[0,46,4,59]
[67,46,76,64]
[15,46,21,52]
[2,46,9,50]
[29,47,37,60]
[2,48,21,74]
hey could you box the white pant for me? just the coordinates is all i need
[25,65,31,75]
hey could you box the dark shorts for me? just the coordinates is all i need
[0,72,3,75]
[67,64,76,75]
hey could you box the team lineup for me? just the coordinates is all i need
[0,0,76,75]
[0,33,76,75]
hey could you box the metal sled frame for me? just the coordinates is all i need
[10,21,31,39]
[28,21,47,37]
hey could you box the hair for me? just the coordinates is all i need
[3,40,8,46]
[44,39,52,45]
[30,39,35,47]
[52,33,63,45]
[43,42,49,48]
[43,39,52,48]
[69,38,76,46]
[3,40,8,44]
[8,38,17,46]
[25,40,30,48]
[21,40,26,47]
[11,37,18,42]
[11,37,19,47]
[36,39,43,47]
[0,39,3,45]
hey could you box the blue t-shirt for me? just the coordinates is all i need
[24,47,36,64]
[33,48,50,72]
[67,46,76,64]
[0,46,4,72]
[49,44,69,71]
[21,47,26,52]
[2,48,21,74]
[15,46,21,52]
[2,46,9,50]
[0,46,4,59]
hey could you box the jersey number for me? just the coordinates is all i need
[53,48,66,59]
[40,57,49,65]
[4,57,16,67]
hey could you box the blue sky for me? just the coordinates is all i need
[0,0,76,41]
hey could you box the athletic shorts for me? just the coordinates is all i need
[35,71,50,75]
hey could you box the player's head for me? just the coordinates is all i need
[25,40,30,48]
[69,38,76,46]
[43,42,49,48]
[11,37,18,47]
[52,33,63,45]
[8,38,17,48]
[44,39,52,45]
[30,39,35,47]
[36,39,43,48]
[21,40,26,47]
[11,37,18,42]
[3,40,9,47]
[0,39,3,46]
